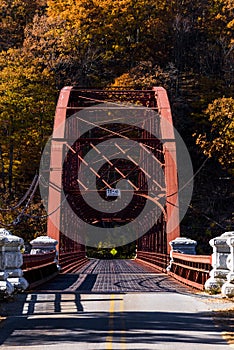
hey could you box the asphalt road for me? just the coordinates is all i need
[0,259,232,350]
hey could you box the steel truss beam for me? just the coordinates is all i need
[46,87,179,255]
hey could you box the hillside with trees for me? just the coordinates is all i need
[0,0,233,252]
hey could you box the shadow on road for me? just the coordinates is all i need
[0,291,227,348]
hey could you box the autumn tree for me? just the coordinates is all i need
[195,97,234,174]
[0,0,233,241]
[0,0,47,51]
[0,49,56,194]
[23,0,174,87]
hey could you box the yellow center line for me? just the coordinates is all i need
[106,294,126,350]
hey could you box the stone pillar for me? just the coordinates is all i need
[30,235,58,255]
[0,229,28,292]
[0,228,29,292]
[221,233,234,297]
[0,234,14,297]
[205,231,234,293]
[169,237,197,255]
[167,237,197,271]
[30,235,59,268]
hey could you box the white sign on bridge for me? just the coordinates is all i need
[106,188,121,197]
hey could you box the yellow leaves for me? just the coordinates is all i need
[47,0,69,16]
[227,19,234,29]
[112,44,122,52]
[195,97,234,172]
[206,97,234,123]
[215,13,225,21]
[0,46,56,186]
[111,73,135,87]
[47,0,89,23]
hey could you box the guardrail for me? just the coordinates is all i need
[21,250,89,288]
[136,250,212,290]
[59,251,88,273]
[168,251,212,290]
[22,251,59,289]
[136,251,170,272]
[22,251,56,270]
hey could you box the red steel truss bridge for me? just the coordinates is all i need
[46,87,179,256]
[23,87,211,292]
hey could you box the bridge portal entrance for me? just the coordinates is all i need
[44,87,180,268]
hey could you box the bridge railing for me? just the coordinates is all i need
[59,251,88,273]
[168,251,212,290]
[136,251,170,272]
[22,251,56,270]
[22,251,59,289]
[137,250,212,290]
[21,250,89,288]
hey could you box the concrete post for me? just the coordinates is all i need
[30,235,58,255]
[167,237,197,271]
[30,235,59,268]
[205,231,234,293]
[0,228,29,292]
[0,234,14,297]
[169,237,197,254]
[221,233,234,297]
[0,229,28,294]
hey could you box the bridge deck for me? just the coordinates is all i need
[0,259,231,350]
[36,259,191,293]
